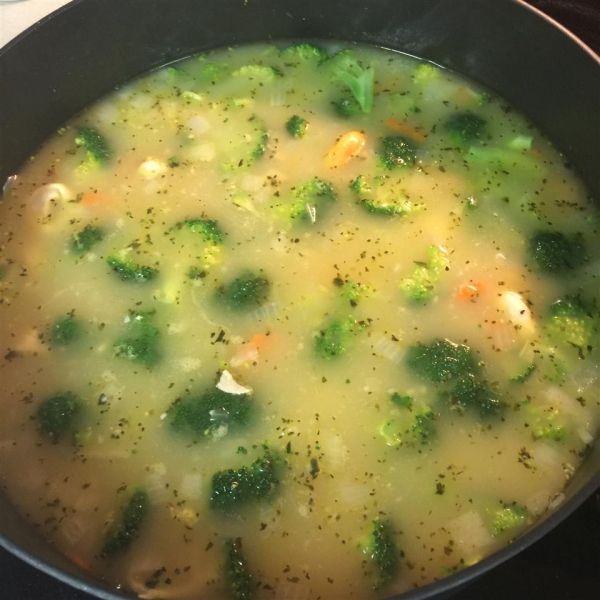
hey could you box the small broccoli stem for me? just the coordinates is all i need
[358,519,399,590]
[218,271,271,311]
[113,309,160,367]
[224,538,255,600]
[102,488,149,556]
[49,312,83,347]
[315,316,364,359]
[106,256,159,282]
[70,224,105,255]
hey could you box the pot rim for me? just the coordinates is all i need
[0,1,599,600]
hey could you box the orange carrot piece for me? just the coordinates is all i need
[324,131,366,168]
[385,118,427,143]
[457,281,485,301]
[80,192,108,207]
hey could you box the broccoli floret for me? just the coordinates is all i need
[390,392,414,408]
[350,175,420,217]
[331,95,362,119]
[113,310,160,367]
[285,115,308,138]
[75,126,112,171]
[332,276,369,307]
[544,297,597,350]
[232,65,282,82]
[490,504,528,537]
[412,63,438,85]
[526,405,567,442]
[281,43,327,64]
[197,59,230,84]
[358,519,399,590]
[527,231,586,273]
[221,116,268,171]
[379,408,437,447]
[210,454,279,511]
[285,178,336,224]
[379,136,417,170]
[399,245,449,303]
[70,224,104,255]
[49,313,82,346]
[224,538,255,600]
[218,271,270,311]
[168,388,251,439]
[250,119,268,162]
[444,111,487,146]
[102,488,149,556]
[106,256,159,282]
[171,218,224,244]
[326,49,374,114]
[36,392,82,440]
[446,373,504,418]
[405,338,476,383]
[315,316,363,359]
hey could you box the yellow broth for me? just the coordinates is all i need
[0,43,598,599]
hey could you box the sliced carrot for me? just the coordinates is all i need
[452,86,477,108]
[324,131,366,168]
[80,192,108,207]
[457,281,485,302]
[230,333,276,367]
[70,554,91,571]
[249,333,274,351]
[385,118,427,143]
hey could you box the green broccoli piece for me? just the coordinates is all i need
[358,519,399,590]
[210,454,279,511]
[446,373,504,418]
[350,175,420,217]
[232,65,282,82]
[489,504,528,537]
[170,218,224,244]
[70,224,104,255]
[405,338,476,383]
[250,119,268,162]
[326,49,374,114]
[544,297,597,350]
[465,146,543,177]
[197,60,230,84]
[527,231,586,274]
[444,111,487,146]
[526,405,567,442]
[390,392,414,408]
[49,313,82,346]
[74,126,112,170]
[399,245,449,303]
[379,136,417,170]
[379,408,437,447]
[331,96,362,118]
[217,271,270,311]
[168,388,251,439]
[106,256,159,282]
[333,278,368,307]
[187,266,207,280]
[315,316,363,359]
[280,43,327,64]
[102,488,149,556]
[285,115,308,138]
[412,63,439,85]
[285,178,336,224]
[36,392,82,441]
[113,310,160,367]
[510,363,537,384]
[224,538,255,600]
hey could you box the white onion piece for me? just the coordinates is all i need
[577,428,594,445]
[186,115,210,133]
[186,141,216,162]
[138,158,167,180]
[179,474,202,500]
[216,370,252,395]
[500,291,535,335]
[448,511,493,554]
[548,493,566,511]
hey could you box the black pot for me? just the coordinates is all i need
[0,1,599,599]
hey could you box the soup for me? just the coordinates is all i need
[0,43,598,600]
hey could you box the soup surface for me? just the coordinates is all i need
[0,43,598,600]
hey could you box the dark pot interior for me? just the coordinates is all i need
[0,1,599,599]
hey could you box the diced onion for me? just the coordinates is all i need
[448,511,493,554]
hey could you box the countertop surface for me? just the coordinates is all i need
[1,1,599,600]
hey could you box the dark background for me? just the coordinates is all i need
[1,1,599,599]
